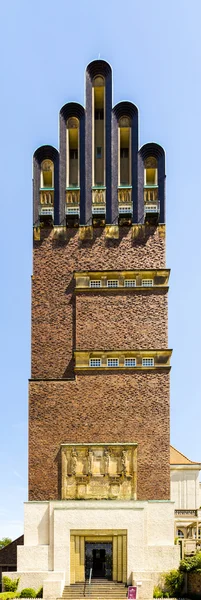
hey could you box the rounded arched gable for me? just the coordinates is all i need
[33,145,59,226]
[138,142,166,224]
[85,60,112,225]
[59,103,85,226]
[112,102,139,223]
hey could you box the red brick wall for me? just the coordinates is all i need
[29,371,170,501]
[31,226,166,379]
[76,291,168,350]
[29,225,170,502]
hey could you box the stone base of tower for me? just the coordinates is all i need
[4,500,179,599]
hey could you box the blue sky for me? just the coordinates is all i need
[0,0,201,539]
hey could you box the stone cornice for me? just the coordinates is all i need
[74,268,170,291]
[74,349,172,371]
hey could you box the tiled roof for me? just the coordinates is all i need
[170,445,200,465]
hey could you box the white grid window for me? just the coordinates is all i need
[89,359,102,367]
[124,358,136,367]
[107,358,119,368]
[107,280,119,288]
[142,279,153,287]
[90,280,101,288]
[142,358,154,367]
[124,280,136,288]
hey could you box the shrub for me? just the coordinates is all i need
[163,569,184,598]
[20,589,36,598]
[36,588,43,598]
[2,577,19,592]
[180,551,201,572]
[153,586,170,598]
[153,585,164,598]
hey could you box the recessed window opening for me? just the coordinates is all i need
[107,358,119,367]
[40,160,54,188]
[90,359,102,367]
[124,280,136,287]
[107,280,119,288]
[142,279,153,287]
[96,147,102,159]
[124,358,136,367]
[93,76,105,186]
[144,157,158,186]
[120,148,129,158]
[142,358,154,367]
[70,149,78,160]
[119,116,131,186]
[67,117,79,188]
[90,280,101,288]
[95,108,104,120]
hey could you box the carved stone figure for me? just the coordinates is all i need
[88,449,93,476]
[121,450,127,476]
[71,448,77,475]
[104,447,110,475]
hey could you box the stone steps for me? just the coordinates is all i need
[61,579,128,599]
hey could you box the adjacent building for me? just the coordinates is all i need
[170,445,201,557]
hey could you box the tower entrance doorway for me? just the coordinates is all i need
[70,530,127,584]
[85,542,112,579]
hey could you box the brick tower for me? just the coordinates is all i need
[8,60,179,598]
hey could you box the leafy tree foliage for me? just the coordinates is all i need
[0,539,12,550]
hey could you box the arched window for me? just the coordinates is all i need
[118,116,131,186]
[66,117,79,188]
[144,156,158,186]
[177,529,184,538]
[40,160,54,189]
[93,76,105,186]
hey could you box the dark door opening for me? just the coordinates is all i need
[93,548,105,577]
[85,542,112,580]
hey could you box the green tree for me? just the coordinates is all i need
[0,538,12,550]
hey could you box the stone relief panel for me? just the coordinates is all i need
[61,444,137,500]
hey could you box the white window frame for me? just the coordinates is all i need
[107,358,119,368]
[142,279,153,287]
[89,358,102,367]
[90,280,101,288]
[107,280,119,288]
[142,358,154,367]
[124,358,136,367]
[124,280,136,288]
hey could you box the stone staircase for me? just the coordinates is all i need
[61,579,128,599]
